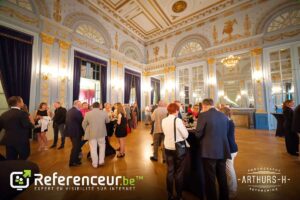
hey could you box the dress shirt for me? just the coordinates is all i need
[162,114,190,150]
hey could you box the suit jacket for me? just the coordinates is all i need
[0,108,33,146]
[53,106,67,126]
[64,107,84,138]
[195,108,231,159]
[292,104,300,133]
[151,107,168,134]
[82,108,110,140]
[283,107,294,134]
[228,119,238,153]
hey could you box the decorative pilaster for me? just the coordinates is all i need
[207,58,218,102]
[40,32,55,104]
[251,48,266,112]
[163,66,176,103]
[58,40,71,105]
[110,59,124,103]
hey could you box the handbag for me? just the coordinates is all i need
[174,117,187,157]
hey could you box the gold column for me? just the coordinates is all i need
[40,32,55,103]
[163,66,176,103]
[58,40,70,105]
[110,59,124,103]
[251,48,266,112]
[207,58,217,101]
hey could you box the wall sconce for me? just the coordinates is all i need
[179,91,185,98]
[240,90,247,96]
[58,69,69,82]
[253,70,263,83]
[208,76,216,85]
[41,67,53,80]
[143,84,152,93]
[218,90,224,97]
[111,78,123,90]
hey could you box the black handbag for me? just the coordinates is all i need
[174,117,187,157]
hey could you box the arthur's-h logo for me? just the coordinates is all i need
[10,170,31,191]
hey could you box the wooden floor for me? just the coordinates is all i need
[1,124,300,200]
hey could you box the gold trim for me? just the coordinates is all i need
[251,48,262,56]
[207,58,215,65]
[0,6,38,25]
[59,40,70,50]
[40,33,55,45]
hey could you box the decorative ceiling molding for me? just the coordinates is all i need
[83,0,250,43]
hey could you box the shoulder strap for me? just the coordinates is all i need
[174,117,177,143]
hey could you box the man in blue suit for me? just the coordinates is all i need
[195,98,231,200]
[64,100,84,167]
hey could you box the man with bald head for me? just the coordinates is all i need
[150,100,168,162]
[64,100,84,167]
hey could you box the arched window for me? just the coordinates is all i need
[178,41,203,56]
[8,0,32,11]
[75,24,105,45]
[267,10,300,32]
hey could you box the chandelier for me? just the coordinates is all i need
[221,55,240,71]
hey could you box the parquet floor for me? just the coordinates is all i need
[1,124,300,200]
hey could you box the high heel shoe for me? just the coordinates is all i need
[117,153,125,158]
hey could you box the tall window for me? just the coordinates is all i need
[178,64,206,108]
[270,48,294,109]
[178,68,189,105]
[192,66,205,103]
[129,87,136,105]
[79,60,101,104]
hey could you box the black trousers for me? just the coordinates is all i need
[6,143,30,160]
[165,149,186,198]
[285,131,299,154]
[202,158,229,200]
[69,137,81,164]
[53,124,65,146]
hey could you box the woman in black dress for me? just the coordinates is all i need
[34,102,51,151]
[115,103,127,158]
[283,100,299,156]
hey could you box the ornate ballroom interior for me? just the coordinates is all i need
[0,0,300,199]
[0,0,300,130]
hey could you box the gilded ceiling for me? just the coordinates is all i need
[85,0,245,42]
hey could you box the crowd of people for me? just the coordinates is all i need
[1,95,299,200]
[0,97,140,168]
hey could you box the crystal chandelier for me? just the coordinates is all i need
[221,55,240,71]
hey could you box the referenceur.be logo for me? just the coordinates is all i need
[10,170,144,191]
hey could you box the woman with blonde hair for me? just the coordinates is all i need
[115,103,127,158]
[220,106,238,199]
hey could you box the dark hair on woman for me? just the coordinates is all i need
[282,99,293,110]
[39,102,47,109]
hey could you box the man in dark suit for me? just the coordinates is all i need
[50,101,67,149]
[64,100,84,167]
[0,96,34,160]
[292,104,300,145]
[195,98,231,200]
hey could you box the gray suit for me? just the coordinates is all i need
[82,108,110,140]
